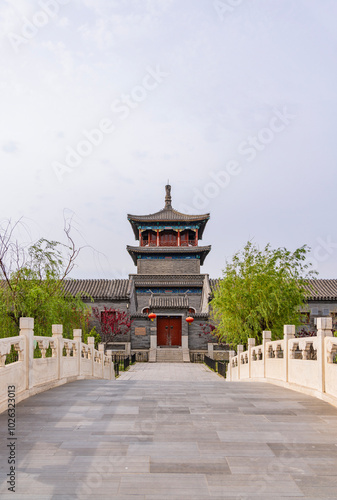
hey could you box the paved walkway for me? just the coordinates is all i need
[1,363,337,499]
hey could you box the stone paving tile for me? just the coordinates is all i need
[1,363,337,498]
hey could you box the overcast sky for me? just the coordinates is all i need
[1,0,337,280]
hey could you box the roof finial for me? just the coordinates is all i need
[165,183,172,209]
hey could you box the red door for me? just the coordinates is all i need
[157,316,182,347]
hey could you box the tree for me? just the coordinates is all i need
[0,218,90,338]
[92,306,132,346]
[210,241,316,347]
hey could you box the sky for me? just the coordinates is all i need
[1,0,337,280]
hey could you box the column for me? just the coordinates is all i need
[87,337,95,376]
[73,329,82,377]
[156,229,159,246]
[262,331,271,378]
[208,342,214,358]
[283,325,295,383]
[149,325,157,362]
[237,345,243,380]
[317,317,333,394]
[52,324,63,381]
[19,317,34,390]
[248,338,255,378]
[106,349,114,379]
[98,343,105,376]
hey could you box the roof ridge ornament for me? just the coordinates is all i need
[165,184,172,209]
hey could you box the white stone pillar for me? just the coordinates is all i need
[247,338,255,379]
[125,342,131,356]
[208,342,214,359]
[182,334,190,362]
[317,317,333,394]
[262,331,271,378]
[237,345,243,380]
[73,329,82,376]
[98,343,105,377]
[19,317,34,390]
[87,337,95,376]
[52,324,63,381]
[106,349,114,380]
[283,325,295,383]
[228,350,235,381]
[149,326,157,362]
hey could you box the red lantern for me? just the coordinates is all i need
[185,316,194,324]
[148,313,156,322]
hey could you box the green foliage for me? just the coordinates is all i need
[0,234,89,339]
[211,242,316,347]
[83,327,101,349]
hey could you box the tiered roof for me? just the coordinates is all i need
[127,185,210,239]
[126,244,211,265]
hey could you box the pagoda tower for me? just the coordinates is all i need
[127,184,211,275]
[126,185,212,362]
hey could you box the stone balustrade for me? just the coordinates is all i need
[227,317,337,407]
[0,318,114,413]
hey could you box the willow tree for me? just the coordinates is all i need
[210,242,316,347]
[0,218,90,338]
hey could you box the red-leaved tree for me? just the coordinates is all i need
[199,322,229,348]
[92,306,132,344]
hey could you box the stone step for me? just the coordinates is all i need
[156,348,184,363]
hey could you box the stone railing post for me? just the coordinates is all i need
[125,342,131,356]
[19,317,34,390]
[52,325,63,380]
[283,325,295,383]
[149,326,157,362]
[237,345,243,380]
[227,350,235,381]
[73,329,82,376]
[98,343,105,378]
[317,317,333,393]
[87,337,95,376]
[106,349,114,379]
[248,338,255,378]
[208,342,214,359]
[262,331,271,378]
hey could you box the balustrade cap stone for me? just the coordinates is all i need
[317,317,332,330]
[87,337,95,345]
[237,345,244,353]
[19,317,34,329]
[52,324,63,335]
[73,329,82,340]
[284,325,295,336]
[248,338,256,346]
[263,331,272,341]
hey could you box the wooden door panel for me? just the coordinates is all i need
[157,317,169,346]
[157,316,182,347]
[170,317,182,346]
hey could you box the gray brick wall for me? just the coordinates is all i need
[137,259,200,275]
[86,300,131,342]
[188,320,214,350]
[130,318,151,349]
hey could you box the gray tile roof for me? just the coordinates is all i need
[209,278,337,301]
[132,274,205,287]
[127,245,211,265]
[149,296,189,309]
[62,279,130,300]
[128,207,210,223]
[303,279,337,301]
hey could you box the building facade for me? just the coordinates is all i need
[63,185,337,361]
